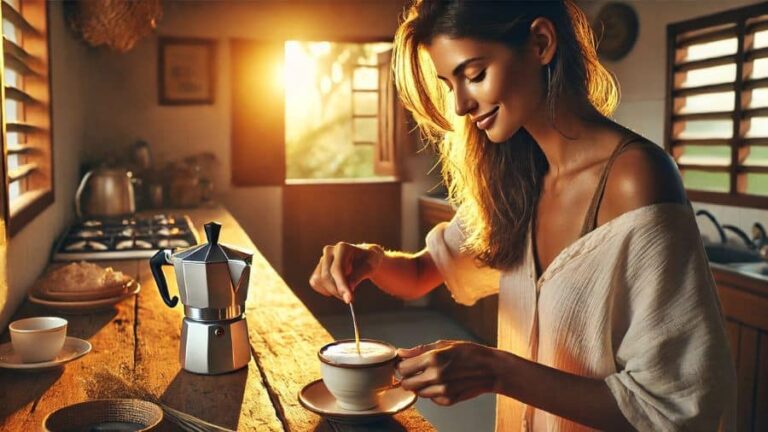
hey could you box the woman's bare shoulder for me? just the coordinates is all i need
[600,136,687,223]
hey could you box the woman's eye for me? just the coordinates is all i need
[468,70,486,83]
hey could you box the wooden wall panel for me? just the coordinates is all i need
[755,332,768,432]
[230,39,285,186]
[283,181,402,316]
[737,326,758,432]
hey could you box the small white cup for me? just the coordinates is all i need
[319,339,399,411]
[9,316,68,363]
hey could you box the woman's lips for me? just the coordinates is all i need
[476,106,499,130]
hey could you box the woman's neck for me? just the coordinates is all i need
[523,100,611,178]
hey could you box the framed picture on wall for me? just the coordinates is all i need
[158,37,216,105]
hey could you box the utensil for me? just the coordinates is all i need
[43,399,162,432]
[150,221,254,375]
[75,167,135,218]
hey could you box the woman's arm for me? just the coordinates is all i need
[492,348,634,430]
[397,341,634,431]
[309,242,444,303]
[369,248,444,300]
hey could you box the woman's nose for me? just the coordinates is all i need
[453,87,477,117]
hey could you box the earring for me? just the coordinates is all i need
[546,63,552,100]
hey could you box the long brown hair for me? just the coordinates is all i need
[393,0,619,270]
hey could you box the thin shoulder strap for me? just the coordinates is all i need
[579,135,644,237]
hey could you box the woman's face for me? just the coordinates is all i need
[425,35,545,143]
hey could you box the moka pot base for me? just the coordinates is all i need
[180,316,251,375]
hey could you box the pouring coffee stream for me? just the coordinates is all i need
[349,302,361,356]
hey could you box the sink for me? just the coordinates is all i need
[726,262,768,277]
[704,244,763,264]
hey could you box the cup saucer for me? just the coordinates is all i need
[0,337,92,371]
[298,379,417,424]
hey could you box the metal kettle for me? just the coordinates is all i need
[75,167,135,218]
[150,221,254,374]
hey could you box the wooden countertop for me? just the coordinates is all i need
[0,206,434,431]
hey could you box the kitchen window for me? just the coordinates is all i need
[1,0,53,235]
[665,2,768,208]
[284,41,398,181]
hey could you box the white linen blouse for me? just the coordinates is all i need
[425,202,736,431]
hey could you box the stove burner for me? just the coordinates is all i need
[65,240,109,251]
[155,226,182,236]
[153,215,176,225]
[116,239,154,250]
[54,213,198,261]
[158,238,191,248]
[73,229,105,238]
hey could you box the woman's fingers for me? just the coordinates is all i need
[400,367,441,392]
[319,245,342,300]
[330,242,353,303]
[419,379,493,406]
[309,242,382,303]
[309,261,331,297]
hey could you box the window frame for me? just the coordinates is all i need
[665,2,768,209]
[1,0,54,236]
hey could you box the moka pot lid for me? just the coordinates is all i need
[173,221,253,264]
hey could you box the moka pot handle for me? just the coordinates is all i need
[150,249,179,308]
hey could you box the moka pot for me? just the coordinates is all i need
[150,221,253,374]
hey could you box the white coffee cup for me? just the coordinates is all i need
[9,316,68,363]
[318,339,399,411]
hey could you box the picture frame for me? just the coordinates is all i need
[158,37,216,105]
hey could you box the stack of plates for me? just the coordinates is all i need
[29,278,140,313]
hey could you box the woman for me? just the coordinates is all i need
[309,1,736,430]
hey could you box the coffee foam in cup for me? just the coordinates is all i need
[321,341,396,365]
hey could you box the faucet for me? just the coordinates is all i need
[753,223,768,260]
[722,225,756,249]
[695,209,726,244]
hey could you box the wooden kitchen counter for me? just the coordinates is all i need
[0,206,435,431]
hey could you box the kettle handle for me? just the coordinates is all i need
[150,249,179,308]
[74,170,94,219]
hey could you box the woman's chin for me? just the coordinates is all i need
[484,127,516,144]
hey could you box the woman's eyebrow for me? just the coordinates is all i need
[437,57,486,80]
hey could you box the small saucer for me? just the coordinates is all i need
[0,337,92,371]
[298,379,417,424]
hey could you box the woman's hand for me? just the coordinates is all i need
[396,340,500,406]
[309,242,384,303]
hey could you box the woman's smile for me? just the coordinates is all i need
[473,106,499,130]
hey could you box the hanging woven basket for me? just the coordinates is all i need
[66,0,163,53]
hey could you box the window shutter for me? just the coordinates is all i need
[2,0,53,236]
[666,2,768,208]
[374,49,399,177]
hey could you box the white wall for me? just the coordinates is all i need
[76,0,441,274]
[581,0,768,243]
[0,1,88,329]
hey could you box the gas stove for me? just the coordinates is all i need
[52,214,200,261]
